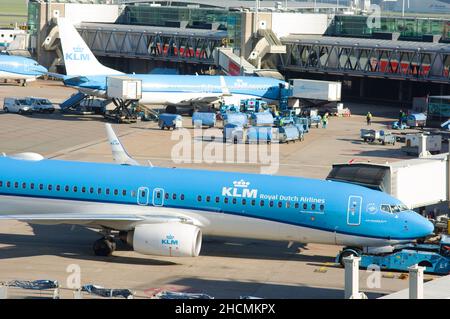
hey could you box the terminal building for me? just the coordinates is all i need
[26,0,450,104]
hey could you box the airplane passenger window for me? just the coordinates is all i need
[65,186,69,192]
[303,203,307,210]
[30,183,34,190]
[0,181,2,187]
[98,188,102,195]
[172,193,176,200]
[295,203,299,209]
[260,200,264,207]
[56,185,61,191]
[311,204,316,210]
[14,182,19,189]
[320,204,325,211]
[90,187,94,194]
[38,184,43,190]
[251,199,255,206]
[48,185,52,191]
[165,192,169,200]
[22,183,26,189]
[105,188,109,195]
[232,198,237,204]
[215,196,219,203]
[269,201,274,207]
[131,191,136,197]
[81,187,86,193]
[206,196,211,202]
[242,199,246,205]
[180,194,185,200]
[6,181,10,187]
[141,191,146,197]
[114,189,120,196]
[123,190,127,196]
[286,202,290,208]
[197,195,202,202]
[277,202,282,208]
[224,198,229,204]
[74,186,78,193]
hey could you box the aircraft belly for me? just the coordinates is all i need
[0,70,35,80]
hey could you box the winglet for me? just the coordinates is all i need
[105,124,140,166]
[220,76,231,96]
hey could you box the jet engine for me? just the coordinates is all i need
[126,223,202,257]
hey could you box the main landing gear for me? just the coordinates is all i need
[93,230,117,256]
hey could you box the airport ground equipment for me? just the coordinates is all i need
[402,133,442,156]
[81,284,134,299]
[392,121,408,130]
[360,129,396,145]
[222,112,248,127]
[240,99,269,113]
[289,79,342,102]
[223,123,245,144]
[278,125,303,143]
[293,117,310,133]
[3,97,33,115]
[105,76,142,124]
[158,113,182,130]
[152,291,214,299]
[327,154,449,209]
[247,126,273,144]
[250,111,274,127]
[60,92,87,111]
[1,280,60,299]
[310,114,322,128]
[192,112,216,128]
[336,236,450,275]
[26,97,55,114]
[407,113,427,128]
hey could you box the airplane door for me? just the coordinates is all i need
[152,188,165,207]
[137,187,149,206]
[347,196,362,226]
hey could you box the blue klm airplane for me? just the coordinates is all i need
[0,125,434,258]
[56,18,285,112]
[0,54,47,86]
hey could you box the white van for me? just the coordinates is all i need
[3,97,33,114]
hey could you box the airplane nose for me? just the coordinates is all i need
[38,65,48,73]
[410,212,434,238]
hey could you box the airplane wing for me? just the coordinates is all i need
[0,212,198,228]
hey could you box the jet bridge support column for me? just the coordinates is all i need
[408,265,424,299]
[344,256,367,299]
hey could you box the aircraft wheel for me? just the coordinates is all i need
[93,238,116,256]
[3,107,8,113]
[339,249,359,267]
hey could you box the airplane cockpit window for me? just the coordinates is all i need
[381,204,409,213]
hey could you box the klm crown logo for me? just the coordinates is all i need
[233,180,250,188]
[73,46,84,53]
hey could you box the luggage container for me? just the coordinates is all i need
[407,113,427,128]
[158,113,182,130]
[223,112,248,126]
[250,112,274,126]
[246,126,273,144]
[192,112,216,128]
[360,129,396,145]
[278,125,303,143]
[223,123,245,144]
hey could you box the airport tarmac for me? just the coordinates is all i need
[0,80,441,299]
